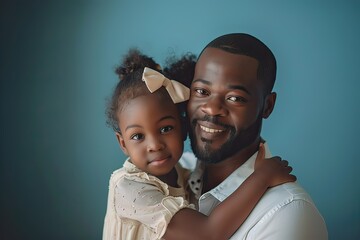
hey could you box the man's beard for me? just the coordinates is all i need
[189,114,262,164]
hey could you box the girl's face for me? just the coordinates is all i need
[116,92,184,177]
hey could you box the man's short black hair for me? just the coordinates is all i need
[200,33,277,93]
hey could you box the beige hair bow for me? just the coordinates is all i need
[142,67,190,103]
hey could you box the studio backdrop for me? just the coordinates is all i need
[1,1,359,239]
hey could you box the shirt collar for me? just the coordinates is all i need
[189,142,272,201]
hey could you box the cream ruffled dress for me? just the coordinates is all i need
[103,159,195,240]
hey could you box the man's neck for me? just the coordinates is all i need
[203,139,261,192]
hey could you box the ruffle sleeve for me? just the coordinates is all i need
[103,167,194,240]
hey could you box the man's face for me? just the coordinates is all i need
[187,47,269,163]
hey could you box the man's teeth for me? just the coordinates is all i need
[200,125,224,133]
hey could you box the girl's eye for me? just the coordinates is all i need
[130,133,144,140]
[160,125,174,134]
[227,96,248,103]
[195,88,209,96]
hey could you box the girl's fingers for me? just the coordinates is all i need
[282,160,289,166]
[257,142,265,161]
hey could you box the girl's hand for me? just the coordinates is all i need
[254,143,297,188]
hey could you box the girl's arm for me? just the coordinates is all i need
[163,143,296,240]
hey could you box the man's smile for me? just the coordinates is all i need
[199,124,224,133]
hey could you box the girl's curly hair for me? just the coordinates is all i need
[105,49,197,133]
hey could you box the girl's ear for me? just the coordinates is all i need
[262,92,277,119]
[115,132,129,156]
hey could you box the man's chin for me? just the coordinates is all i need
[190,132,242,164]
[192,142,223,164]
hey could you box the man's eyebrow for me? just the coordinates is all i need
[192,79,211,85]
[228,84,251,95]
[192,79,251,95]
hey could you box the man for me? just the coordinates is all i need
[182,33,328,239]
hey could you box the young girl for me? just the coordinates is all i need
[103,49,296,240]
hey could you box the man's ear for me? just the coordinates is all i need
[262,92,277,119]
[115,132,129,156]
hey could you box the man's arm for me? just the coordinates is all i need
[163,144,296,240]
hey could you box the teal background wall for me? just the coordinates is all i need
[1,0,359,239]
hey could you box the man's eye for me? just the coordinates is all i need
[160,126,174,134]
[195,88,209,96]
[130,133,144,140]
[227,96,248,103]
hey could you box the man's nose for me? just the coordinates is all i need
[200,95,227,116]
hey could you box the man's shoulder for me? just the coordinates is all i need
[263,182,315,205]
[231,182,327,238]
[251,182,317,220]
[237,182,328,239]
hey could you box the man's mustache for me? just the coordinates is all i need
[192,114,234,130]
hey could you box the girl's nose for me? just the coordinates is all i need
[146,136,165,152]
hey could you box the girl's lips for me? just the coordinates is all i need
[149,156,170,166]
[149,159,167,166]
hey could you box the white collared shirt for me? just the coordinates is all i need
[180,142,328,240]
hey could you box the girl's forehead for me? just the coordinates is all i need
[117,93,180,132]
[120,93,178,117]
